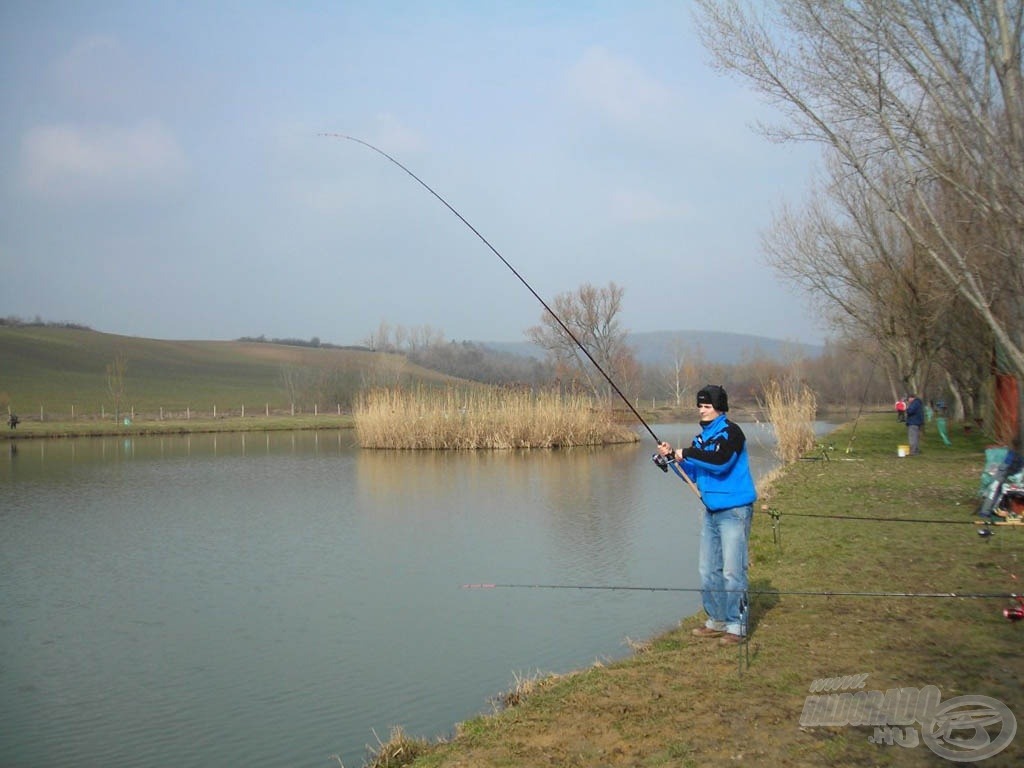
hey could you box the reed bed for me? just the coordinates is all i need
[354,387,639,449]
[759,378,818,464]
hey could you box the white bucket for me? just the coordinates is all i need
[897,445,910,457]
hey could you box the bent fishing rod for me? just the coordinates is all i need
[325,133,700,498]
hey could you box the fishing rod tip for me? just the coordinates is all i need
[318,132,357,141]
[461,583,497,589]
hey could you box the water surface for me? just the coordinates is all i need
[0,423,824,767]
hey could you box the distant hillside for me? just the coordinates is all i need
[0,326,461,415]
[482,330,824,366]
[1,324,825,417]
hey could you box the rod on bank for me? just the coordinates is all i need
[460,583,1019,600]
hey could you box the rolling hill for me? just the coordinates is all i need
[1,324,824,418]
[0,325,459,416]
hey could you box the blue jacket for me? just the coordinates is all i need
[905,398,924,426]
[680,414,758,512]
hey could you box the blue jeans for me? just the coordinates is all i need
[699,504,753,636]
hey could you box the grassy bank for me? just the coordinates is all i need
[368,413,1022,767]
[0,413,355,439]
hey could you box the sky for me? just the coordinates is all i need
[0,1,830,347]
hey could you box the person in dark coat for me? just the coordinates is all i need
[905,394,924,455]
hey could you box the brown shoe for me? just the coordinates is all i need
[719,633,745,645]
[691,626,725,639]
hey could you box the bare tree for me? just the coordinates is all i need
[364,322,446,355]
[695,0,1024,435]
[392,324,409,353]
[934,294,994,420]
[106,352,128,423]
[806,339,884,414]
[363,319,393,352]
[664,338,706,408]
[279,364,309,409]
[407,324,445,353]
[526,282,638,403]
[764,159,950,396]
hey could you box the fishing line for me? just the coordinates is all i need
[460,583,1017,599]
[765,509,1017,525]
[324,133,700,497]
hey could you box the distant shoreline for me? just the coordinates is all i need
[1,406,873,442]
[1,414,356,441]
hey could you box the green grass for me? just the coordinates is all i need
[0,325,460,419]
[363,413,1023,768]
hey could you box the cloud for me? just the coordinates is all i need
[606,187,693,223]
[20,119,188,200]
[368,113,425,155]
[566,46,673,124]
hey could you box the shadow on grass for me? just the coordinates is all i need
[748,577,781,637]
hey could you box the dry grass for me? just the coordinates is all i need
[623,636,653,654]
[759,378,818,464]
[755,465,787,498]
[353,386,640,449]
[496,670,563,709]
[359,727,435,768]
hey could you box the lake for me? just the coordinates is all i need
[0,422,826,767]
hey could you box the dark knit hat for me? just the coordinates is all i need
[696,384,729,412]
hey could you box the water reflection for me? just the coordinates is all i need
[0,422,832,768]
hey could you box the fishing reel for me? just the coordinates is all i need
[651,452,675,472]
